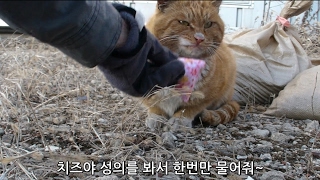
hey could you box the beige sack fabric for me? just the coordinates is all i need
[264,65,320,120]
[225,0,313,105]
[279,0,313,19]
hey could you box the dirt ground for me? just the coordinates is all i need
[0,22,319,180]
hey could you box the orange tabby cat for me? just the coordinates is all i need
[143,0,239,131]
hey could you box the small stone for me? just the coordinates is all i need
[271,133,294,143]
[281,123,293,131]
[260,153,272,161]
[281,123,302,135]
[161,172,180,180]
[2,134,13,144]
[211,141,222,147]
[217,124,227,130]
[260,171,285,180]
[246,176,255,180]
[260,140,273,146]
[205,128,213,134]
[311,149,320,158]
[76,96,87,101]
[256,105,267,112]
[309,138,316,143]
[105,132,118,137]
[94,176,119,180]
[96,95,103,99]
[248,121,262,127]
[301,145,308,150]
[29,144,38,150]
[263,160,272,167]
[228,127,239,133]
[176,134,184,138]
[97,118,108,124]
[304,120,319,132]
[119,92,126,98]
[110,94,118,100]
[264,124,281,133]
[125,99,132,105]
[243,137,256,143]
[162,132,177,149]
[250,129,270,138]
[68,136,74,142]
[50,125,70,132]
[0,128,5,137]
[236,155,248,160]
[189,176,196,180]
[227,174,242,180]
[253,144,272,153]
[45,145,60,152]
[52,118,62,125]
[298,176,308,180]
[196,145,205,151]
[31,151,44,161]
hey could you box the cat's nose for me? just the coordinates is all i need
[194,32,205,44]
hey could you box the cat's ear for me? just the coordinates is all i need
[157,0,170,12]
[212,0,222,8]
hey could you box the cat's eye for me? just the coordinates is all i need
[204,21,213,28]
[178,20,190,26]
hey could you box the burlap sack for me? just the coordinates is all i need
[225,0,313,105]
[264,65,320,120]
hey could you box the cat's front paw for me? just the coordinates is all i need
[166,116,193,132]
[145,113,167,131]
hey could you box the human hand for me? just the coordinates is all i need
[98,4,185,97]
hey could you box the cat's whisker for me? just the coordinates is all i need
[159,35,179,43]
[161,39,178,44]
[205,45,218,55]
[205,47,213,55]
[206,46,224,63]
[213,49,225,63]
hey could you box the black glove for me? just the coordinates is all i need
[98,4,185,97]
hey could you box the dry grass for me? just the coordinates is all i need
[294,9,320,64]
[297,22,320,60]
[0,18,319,179]
[0,33,153,179]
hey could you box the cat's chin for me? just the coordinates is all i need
[178,47,206,59]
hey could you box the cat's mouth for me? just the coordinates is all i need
[183,44,205,52]
[179,45,204,58]
[185,45,202,49]
[179,38,204,50]
[178,37,209,58]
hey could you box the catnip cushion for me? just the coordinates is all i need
[176,57,206,102]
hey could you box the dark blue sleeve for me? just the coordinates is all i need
[0,1,122,68]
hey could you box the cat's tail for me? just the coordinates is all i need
[198,101,240,126]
